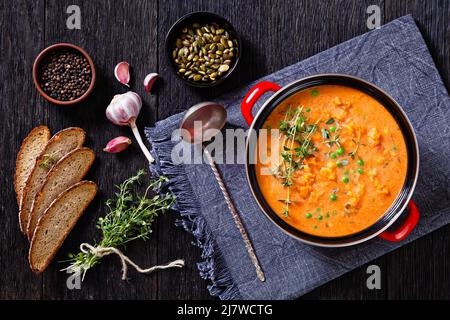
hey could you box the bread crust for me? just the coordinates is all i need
[28,181,98,273]
[14,126,51,205]
[19,127,86,234]
[26,147,96,239]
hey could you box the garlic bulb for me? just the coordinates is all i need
[106,92,142,125]
[105,91,154,163]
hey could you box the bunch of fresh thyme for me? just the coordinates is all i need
[63,170,175,280]
[277,106,318,216]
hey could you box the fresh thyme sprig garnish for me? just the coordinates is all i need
[277,106,317,216]
[39,154,56,169]
[322,128,341,148]
[348,127,361,159]
[63,170,175,280]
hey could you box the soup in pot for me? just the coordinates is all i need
[255,85,408,237]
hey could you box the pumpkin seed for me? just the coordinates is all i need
[193,74,202,81]
[220,38,229,48]
[218,64,230,73]
[216,28,225,35]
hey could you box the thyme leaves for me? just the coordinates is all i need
[277,107,317,216]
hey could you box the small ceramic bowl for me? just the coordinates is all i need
[165,11,241,88]
[32,43,96,106]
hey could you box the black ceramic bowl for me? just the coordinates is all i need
[165,11,241,88]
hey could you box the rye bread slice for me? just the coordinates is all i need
[14,126,51,205]
[29,181,98,273]
[27,147,95,239]
[19,127,85,234]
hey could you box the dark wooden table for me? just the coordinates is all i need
[1,0,449,300]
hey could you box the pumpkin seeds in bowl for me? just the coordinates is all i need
[168,16,240,87]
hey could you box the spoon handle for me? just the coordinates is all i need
[203,148,265,282]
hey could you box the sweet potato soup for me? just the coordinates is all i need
[255,85,407,237]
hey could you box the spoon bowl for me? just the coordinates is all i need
[180,101,227,143]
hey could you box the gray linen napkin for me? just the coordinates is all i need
[146,15,450,300]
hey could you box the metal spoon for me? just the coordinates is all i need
[180,101,265,282]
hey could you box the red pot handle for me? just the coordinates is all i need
[378,200,420,242]
[241,81,281,125]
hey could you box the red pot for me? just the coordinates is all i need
[241,74,420,247]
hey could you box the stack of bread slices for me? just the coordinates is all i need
[15,126,98,273]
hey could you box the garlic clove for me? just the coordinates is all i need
[103,136,132,153]
[143,73,159,93]
[114,61,130,87]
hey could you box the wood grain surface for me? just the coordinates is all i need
[0,0,448,300]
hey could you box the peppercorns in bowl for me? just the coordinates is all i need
[165,12,241,88]
[32,43,96,105]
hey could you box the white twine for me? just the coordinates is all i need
[80,243,185,280]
